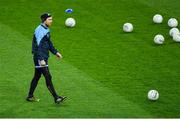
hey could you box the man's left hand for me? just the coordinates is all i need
[56,52,62,59]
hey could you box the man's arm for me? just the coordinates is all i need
[49,39,62,59]
[37,42,45,61]
[49,39,58,55]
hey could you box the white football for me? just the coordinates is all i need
[153,14,163,23]
[173,33,180,42]
[123,23,133,32]
[148,90,159,101]
[154,34,165,44]
[65,18,76,27]
[168,18,178,28]
[169,28,179,37]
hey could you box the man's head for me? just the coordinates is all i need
[40,13,53,27]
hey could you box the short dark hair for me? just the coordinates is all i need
[40,13,51,22]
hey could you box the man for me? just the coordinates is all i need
[26,13,66,104]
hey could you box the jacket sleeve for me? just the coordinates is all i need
[37,41,45,60]
[32,37,34,54]
[49,39,58,55]
[32,35,44,60]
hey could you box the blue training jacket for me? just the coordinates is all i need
[32,23,58,60]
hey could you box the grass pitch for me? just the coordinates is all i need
[0,0,180,117]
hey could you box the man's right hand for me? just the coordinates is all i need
[40,60,46,66]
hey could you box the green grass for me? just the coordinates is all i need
[0,0,180,117]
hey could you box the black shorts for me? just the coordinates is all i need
[33,58,48,68]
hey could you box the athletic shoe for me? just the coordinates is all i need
[26,96,40,102]
[55,96,67,104]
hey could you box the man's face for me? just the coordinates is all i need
[44,17,53,27]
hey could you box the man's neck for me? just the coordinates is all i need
[41,23,49,29]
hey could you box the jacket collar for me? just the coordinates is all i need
[41,23,49,29]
